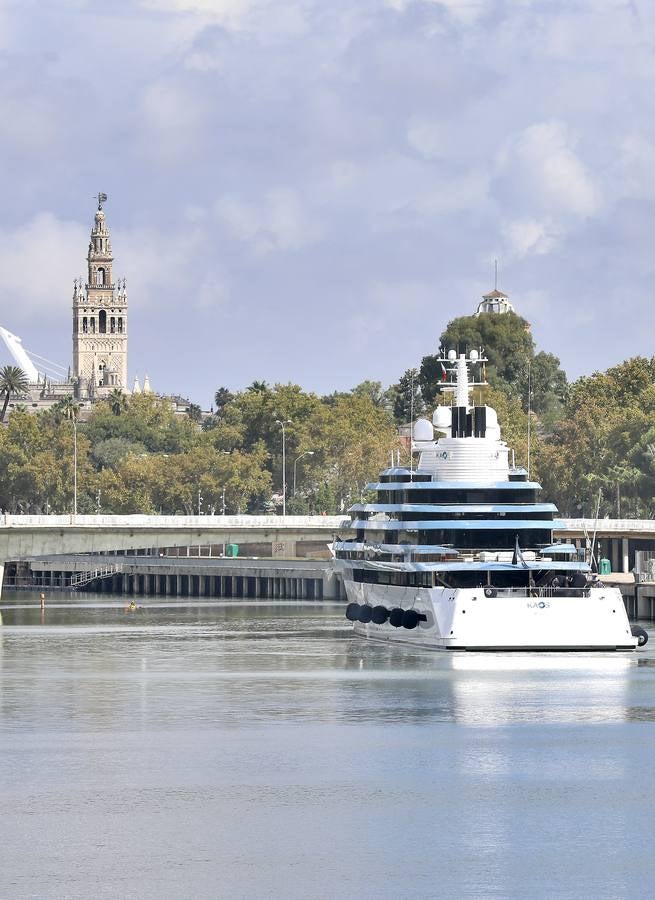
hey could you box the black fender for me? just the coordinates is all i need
[345,602,360,621]
[631,625,649,647]
[371,605,389,624]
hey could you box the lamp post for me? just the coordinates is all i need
[293,451,314,497]
[275,419,292,516]
[65,400,80,517]
[219,450,230,516]
[72,416,78,516]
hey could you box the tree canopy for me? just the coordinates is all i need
[0,386,401,515]
[418,311,567,418]
[1,308,653,522]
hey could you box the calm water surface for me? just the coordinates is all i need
[1,593,655,899]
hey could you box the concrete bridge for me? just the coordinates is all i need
[558,519,655,574]
[1,514,655,598]
[0,514,348,595]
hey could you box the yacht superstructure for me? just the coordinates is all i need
[335,348,642,651]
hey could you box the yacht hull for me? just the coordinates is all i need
[343,578,638,651]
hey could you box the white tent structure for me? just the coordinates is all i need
[0,327,39,382]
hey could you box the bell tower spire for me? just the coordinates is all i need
[72,194,128,398]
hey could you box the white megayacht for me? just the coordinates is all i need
[335,348,642,651]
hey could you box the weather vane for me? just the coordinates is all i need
[96,192,108,210]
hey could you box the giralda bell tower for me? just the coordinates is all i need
[72,193,128,398]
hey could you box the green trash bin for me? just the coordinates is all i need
[225,543,239,558]
[599,558,612,575]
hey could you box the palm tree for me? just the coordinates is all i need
[247,380,269,394]
[59,395,80,421]
[107,388,128,416]
[214,387,234,414]
[0,365,30,422]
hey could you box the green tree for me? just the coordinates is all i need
[390,368,425,424]
[84,393,197,454]
[59,395,80,422]
[213,387,234,415]
[186,402,202,423]
[107,388,128,416]
[419,312,567,416]
[540,357,655,517]
[351,380,392,411]
[0,408,94,513]
[246,380,269,393]
[300,395,401,512]
[91,437,147,470]
[0,366,30,422]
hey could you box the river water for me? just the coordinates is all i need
[1,593,654,899]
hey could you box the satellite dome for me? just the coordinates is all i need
[433,407,452,434]
[413,418,434,442]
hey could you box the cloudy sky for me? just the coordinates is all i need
[1,0,654,404]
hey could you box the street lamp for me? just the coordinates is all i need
[219,450,230,516]
[197,488,203,515]
[72,415,78,516]
[293,451,314,497]
[275,419,292,516]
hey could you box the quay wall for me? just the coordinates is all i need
[17,555,346,602]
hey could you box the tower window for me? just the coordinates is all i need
[99,310,107,334]
[110,317,116,333]
[118,317,123,333]
[96,267,105,286]
[82,317,88,333]
[90,318,96,333]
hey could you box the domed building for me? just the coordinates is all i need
[474,288,515,316]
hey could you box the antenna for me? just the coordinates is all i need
[494,258,498,290]
[409,370,415,476]
[590,489,602,571]
[526,362,532,478]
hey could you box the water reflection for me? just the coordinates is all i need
[2,593,655,900]
[0,593,651,730]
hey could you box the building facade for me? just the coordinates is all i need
[72,196,128,399]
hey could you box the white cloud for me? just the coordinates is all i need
[385,0,489,25]
[195,275,229,310]
[0,213,85,321]
[499,121,601,219]
[140,0,258,29]
[140,0,307,37]
[113,224,204,309]
[138,80,206,163]
[214,189,318,252]
[502,219,560,259]
[318,154,490,220]
[406,116,445,159]
[346,280,434,350]
[612,134,655,202]
[416,169,490,216]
